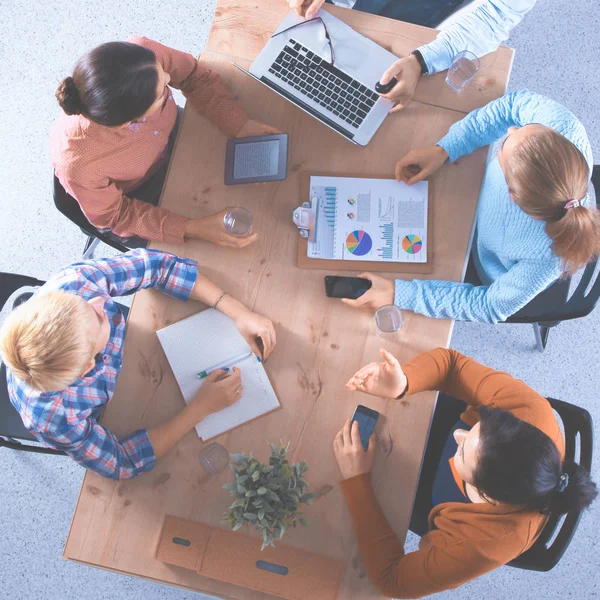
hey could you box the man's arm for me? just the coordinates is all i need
[417,0,537,75]
[129,36,248,137]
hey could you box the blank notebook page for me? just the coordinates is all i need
[156,309,279,440]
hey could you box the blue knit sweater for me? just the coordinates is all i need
[394,90,593,324]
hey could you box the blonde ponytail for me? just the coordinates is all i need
[506,128,599,274]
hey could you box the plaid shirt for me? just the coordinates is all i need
[6,249,198,480]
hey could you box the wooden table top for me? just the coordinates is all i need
[64,3,513,599]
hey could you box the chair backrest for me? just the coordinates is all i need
[0,272,47,441]
[508,397,594,571]
[52,174,129,253]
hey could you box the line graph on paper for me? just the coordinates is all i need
[378,196,394,221]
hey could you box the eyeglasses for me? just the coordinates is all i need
[271,17,336,66]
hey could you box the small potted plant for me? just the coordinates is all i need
[223,441,315,550]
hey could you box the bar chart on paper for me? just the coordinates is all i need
[307,176,428,263]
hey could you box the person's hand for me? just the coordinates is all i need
[346,349,408,399]
[190,367,243,421]
[287,0,325,19]
[185,208,258,248]
[341,272,394,311]
[378,55,422,113]
[333,420,376,480]
[395,146,449,185]
[231,308,276,359]
[236,119,280,138]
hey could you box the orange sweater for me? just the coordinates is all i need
[50,36,248,244]
[340,348,565,599]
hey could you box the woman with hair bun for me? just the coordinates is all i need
[341,90,600,324]
[335,347,598,598]
[52,37,276,247]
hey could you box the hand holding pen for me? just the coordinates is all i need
[190,368,244,420]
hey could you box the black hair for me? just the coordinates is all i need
[55,42,159,126]
[473,407,597,515]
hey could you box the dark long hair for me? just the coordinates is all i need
[55,42,158,126]
[473,407,597,515]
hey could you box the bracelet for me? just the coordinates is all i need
[410,49,429,76]
[396,382,409,400]
[213,292,229,310]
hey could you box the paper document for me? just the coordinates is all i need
[307,176,428,263]
[157,309,280,441]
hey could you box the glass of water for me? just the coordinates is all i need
[198,442,230,475]
[223,207,253,236]
[375,304,404,337]
[445,51,480,93]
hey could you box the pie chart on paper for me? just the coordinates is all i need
[345,230,373,256]
[402,234,422,254]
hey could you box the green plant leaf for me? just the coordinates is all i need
[257,487,268,495]
[236,484,248,494]
[245,489,258,497]
[251,470,261,482]
[267,490,280,502]
[222,482,236,491]
[237,475,249,483]
[232,522,243,531]
[243,512,258,521]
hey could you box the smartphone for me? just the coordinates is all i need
[351,405,380,451]
[324,276,372,299]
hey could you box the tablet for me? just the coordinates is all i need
[224,133,288,185]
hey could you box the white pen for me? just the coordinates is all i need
[196,351,259,379]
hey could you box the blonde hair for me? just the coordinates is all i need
[0,291,97,392]
[506,128,600,275]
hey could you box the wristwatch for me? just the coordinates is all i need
[410,49,429,76]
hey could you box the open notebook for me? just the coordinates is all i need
[156,309,279,441]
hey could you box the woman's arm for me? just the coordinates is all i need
[333,419,509,598]
[129,36,248,137]
[436,89,588,163]
[394,257,558,324]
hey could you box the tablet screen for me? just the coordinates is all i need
[233,139,280,179]
[225,133,288,185]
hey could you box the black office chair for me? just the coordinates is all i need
[0,273,65,455]
[509,397,594,571]
[52,174,130,258]
[465,164,600,352]
[410,393,594,572]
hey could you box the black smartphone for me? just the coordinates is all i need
[324,276,372,299]
[351,405,380,451]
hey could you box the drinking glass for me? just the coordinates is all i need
[445,51,480,93]
[223,207,253,236]
[198,443,230,475]
[375,304,404,337]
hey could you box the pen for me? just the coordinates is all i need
[196,352,259,379]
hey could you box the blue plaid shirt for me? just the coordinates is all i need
[6,249,198,480]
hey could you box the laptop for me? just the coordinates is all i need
[233,10,398,146]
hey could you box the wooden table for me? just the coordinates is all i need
[64,2,513,598]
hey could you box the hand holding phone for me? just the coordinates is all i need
[324,276,372,299]
[333,418,376,480]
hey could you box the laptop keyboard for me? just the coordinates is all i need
[268,38,379,129]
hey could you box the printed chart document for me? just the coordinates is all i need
[307,176,428,263]
[157,309,279,441]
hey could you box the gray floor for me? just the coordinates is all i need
[0,0,599,598]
